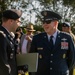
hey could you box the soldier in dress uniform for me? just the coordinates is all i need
[29,10,75,75]
[0,9,22,75]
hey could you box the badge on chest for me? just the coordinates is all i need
[61,38,68,50]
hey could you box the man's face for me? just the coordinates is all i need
[42,20,58,34]
[62,26,70,33]
[11,18,21,32]
[27,31,33,35]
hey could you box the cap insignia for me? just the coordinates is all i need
[43,11,47,16]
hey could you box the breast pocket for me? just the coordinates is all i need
[37,47,45,59]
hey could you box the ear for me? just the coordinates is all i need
[53,20,58,26]
[69,27,71,31]
[9,19,14,24]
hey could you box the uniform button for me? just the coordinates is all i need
[10,53,13,59]
[50,61,53,63]
[10,42,12,44]
[50,68,52,70]
[51,54,53,56]
[12,49,14,50]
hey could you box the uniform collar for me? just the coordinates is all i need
[2,26,11,34]
[0,26,14,39]
[47,30,58,40]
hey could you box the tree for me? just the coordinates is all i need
[0,0,75,26]
[0,0,8,24]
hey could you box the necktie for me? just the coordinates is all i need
[49,36,54,49]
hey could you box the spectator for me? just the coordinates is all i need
[16,27,24,39]
[62,22,75,44]
[20,24,36,54]
[62,22,75,75]
[14,32,21,54]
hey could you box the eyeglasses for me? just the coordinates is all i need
[42,20,52,24]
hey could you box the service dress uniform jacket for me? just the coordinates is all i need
[30,30,75,75]
[0,26,17,75]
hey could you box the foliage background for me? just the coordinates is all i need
[0,0,75,34]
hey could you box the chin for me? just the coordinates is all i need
[45,31,49,33]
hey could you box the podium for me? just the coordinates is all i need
[16,53,38,72]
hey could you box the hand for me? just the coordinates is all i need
[18,70,24,74]
[25,36,32,41]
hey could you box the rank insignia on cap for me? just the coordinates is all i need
[43,11,47,16]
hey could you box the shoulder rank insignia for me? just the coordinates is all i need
[0,31,6,37]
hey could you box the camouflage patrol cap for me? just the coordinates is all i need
[2,9,22,20]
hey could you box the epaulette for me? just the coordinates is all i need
[0,31,6,37]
